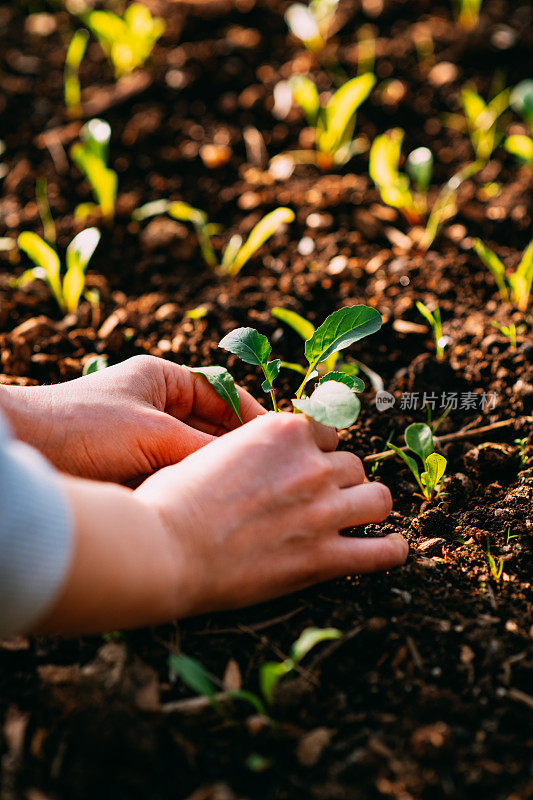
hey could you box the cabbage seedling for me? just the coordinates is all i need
[453,0,483,30]
[84,3,165,79]
[64,28,89,119]
[133,201,294,276]
[280,72,375,169]
[17,228,100,315]
[285,0,339,53]
[71,119,118,223]
[388,422,447,501]
[472,238,533,312]
[492,320,517,349]
[504,80,533,166]
[416,301,448,360]
[460,83,509,162]
[369,129,431,225]
[192,305,380,430]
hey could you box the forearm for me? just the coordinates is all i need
[33,476,182,636]
[0,384,56,453]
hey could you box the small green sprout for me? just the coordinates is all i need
[484,539,504,581]
[492,320,517,349]
[453,0,483,30]
[64,28,89,119]
[83,354,108,375]
[192,305,381,430]
[133,200,294,276]
[416,301,447,360]
[388,422,447,501]
[17,227,100,315]
[280,72,375,169]
[460,83,509,162]
[36,177,56,246]
[369,129,430,225]
[472,238,533,312]
[504,80,533,166]
[514,438,528,467]
[259,627,341,704]
[71,119,118,223]
[285,0,339,53]
[84,3,165,79]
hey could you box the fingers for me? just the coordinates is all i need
[236,384,267,425]
[325,451,365,488]
[318,532,409,579]
[338,481,393,527]
[305,417,338,452]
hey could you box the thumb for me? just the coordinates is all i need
[145,410,216,469]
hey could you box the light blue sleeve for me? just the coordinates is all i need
[0,413,73,636]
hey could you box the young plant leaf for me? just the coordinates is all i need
[169,655,216,698]
[320,73,376,156]
[225,207,295,276]
[189,366,242,423]
[387,442,421,483]
[290,626,341,663]
[261,359,281,392]
[132,199,172,221]
[504,134,533,165]
[420,452,447,495]
[304,305,382,370]
[289,75,321,125]
[259,661,293,705]
[509,239,533,312]
[17,231,63,309]
[83,355,108,375]
[63,227,101,313]
[219,327,271,366]
[318,371,365,393]
[472,239,510,302]
[272,306,316,340]
[404,422,434,464]
[285,3,323,51]
[292,380,361,428]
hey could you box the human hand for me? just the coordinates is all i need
[0,355,264,483]
[135,412,408,617]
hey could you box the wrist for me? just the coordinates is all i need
[0,384,56,454]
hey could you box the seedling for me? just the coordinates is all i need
[168,626,341,714]
[279,72,375,169]
[369,129,431,226]
[484,539,504,581]
[514,438,528,467]
[492,320,517,349]
[17,228,100,315]
[453,0,483,29]
[84,3,165,79]
[133,201,294,276]
[71,119,118,223]
[191,305,381,430]
[83,355,108,375]
[460,83,509,162]
[388,422,447,501]
[416,301,448,360]
[504,80,533,166]
[64,28,89,119]
[285,0,340,53]
[472,238,533,312]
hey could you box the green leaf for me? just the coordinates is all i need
[510,239,533,311]
[285,3,322,51]
[318,371,365,393]
[369,127,403,190]
[405,422,433,464]
[388,442,421,483]
[168,201,207,227]
[18,231,63,309]
[169,655,216,698]
[420,452,447,496]
[272,307,316,341]
[132,199,171,221]
[304,305,382,370]
[259,661,293,705]
[292,380,361,428]
[226,207,295,276]
[279,360,308,375]
[510,79,533,127]
[83,355,108,375]
[406,147,433,193]
[261,359,281,392]
[226,690,267,717]
[320,73,376,156]
[219,327,271,366]
[461,87,486,128]
[64,227,100,313]
[504,134,533,165]
[290,626,341,663]
[289,75,320,125]
[189,366,242,423]
[472,239,510,303]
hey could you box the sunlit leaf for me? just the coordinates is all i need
[289,75,320,125]
[304,305,382,369]
[406,147,433,192]
[317,371,365,393]
[261,359,281,392]
[292,380,361,428]
[272,306,316,341]
[219,327,271,366]
[404,422,433,464]
[320,73,375,156]
[259,661,292,705]
[290,626,341,663]
[64,227,100,313]
[83,355,108,375]
[504,134,533,165]
[420,452,447,495]
[284,3,322,51]
[226,207,295,276]
[472,239,510,303]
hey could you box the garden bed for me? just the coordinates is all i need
[0,1,532,798]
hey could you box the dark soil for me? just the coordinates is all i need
[0,1,532,799]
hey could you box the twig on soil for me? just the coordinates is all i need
[239,624,320,687]
[507,687,533,712]
[191,606,305,636]
[406,635,424,671]
[364,416,533,464]
[307,624,364,670]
